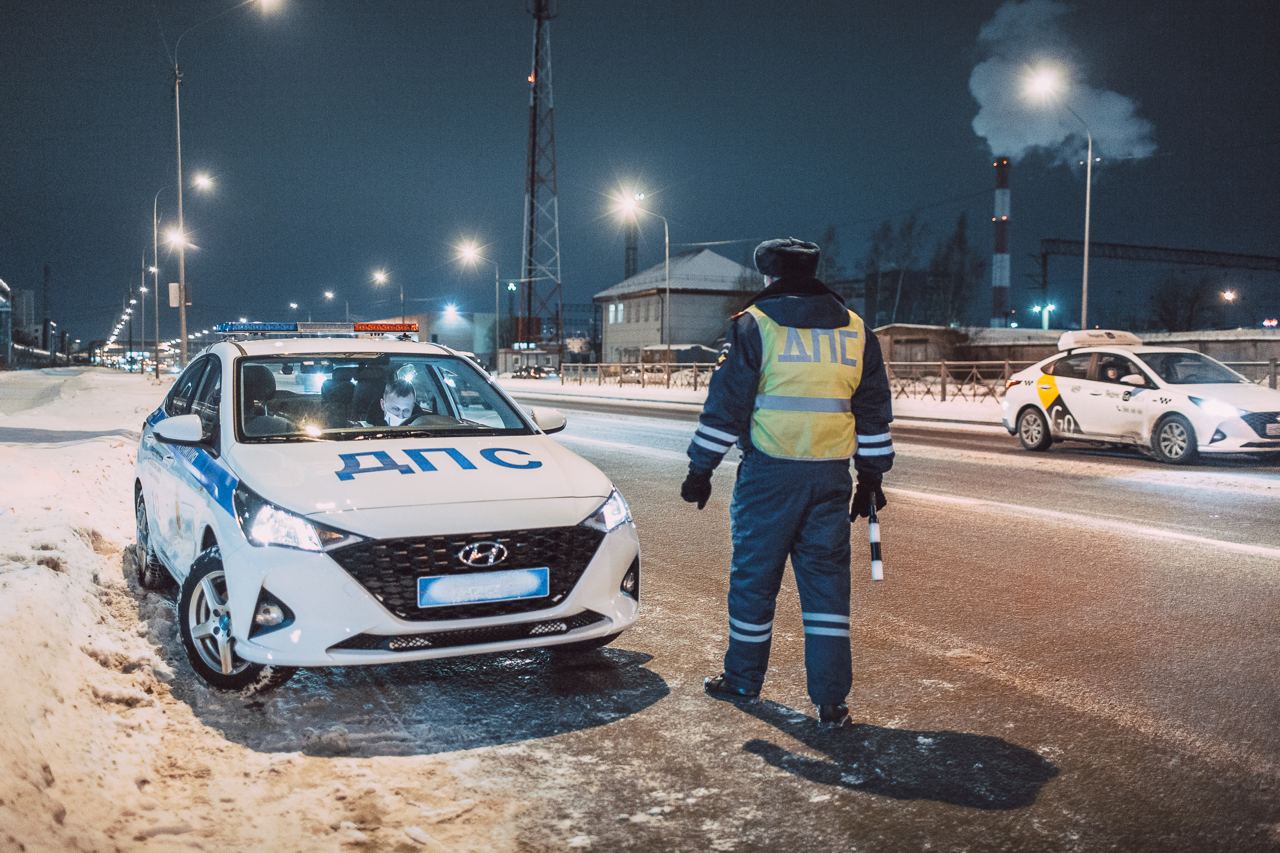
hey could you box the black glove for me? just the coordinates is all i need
[681,468,713,510]
[850,475,886,519]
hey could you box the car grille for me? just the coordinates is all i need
[1240,411,1280,439]
[327,526,606,621]
[329,610,608,652]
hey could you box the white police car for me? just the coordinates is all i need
[134,322,639,693]
[1001,330,1280,464]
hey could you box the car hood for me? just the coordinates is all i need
[223,434,613,517]
[1175,383,1280,412]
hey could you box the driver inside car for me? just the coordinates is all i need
[369,379,422,427]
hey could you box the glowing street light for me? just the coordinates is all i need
[612,187,671,353]
[1221,289,1238,303]
[443,303,460,320]
[1031,303,1057,331]
[192,172,215,192]
[371,267,403,322]
[1024,63,1095,330]
[455,239,502,359]
[324,290,348,321]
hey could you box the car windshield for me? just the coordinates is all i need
[237,353,532,442]
[1136,352,1247,385]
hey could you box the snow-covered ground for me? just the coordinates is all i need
[501,376,1006,426]
[0,369,519,850]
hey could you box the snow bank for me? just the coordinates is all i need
[500,376,1005,425]
[0,369,521,850]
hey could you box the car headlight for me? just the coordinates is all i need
[581,489,632,533]
[1189,396,1247,419]
[233,484,358,551]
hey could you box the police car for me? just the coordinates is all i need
[1001,330,1280,464]
[133,322,639,693]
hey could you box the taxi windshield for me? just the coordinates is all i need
[1136,352,1247,385]
[237,353,533,442]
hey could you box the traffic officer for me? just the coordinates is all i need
[681,237,894,728]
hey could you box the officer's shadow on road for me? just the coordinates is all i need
[740,701,1058,810]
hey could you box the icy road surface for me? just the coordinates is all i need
[2,368,1278,851]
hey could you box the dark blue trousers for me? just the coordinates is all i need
[723,450,853,705]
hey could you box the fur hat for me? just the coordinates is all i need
[753,237,821,278]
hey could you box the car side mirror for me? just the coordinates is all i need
[529,406,567,434]
[1120,374,1146,387]
[153,413,209,446]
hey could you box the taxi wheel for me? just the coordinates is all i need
[1152,414,1199,465]
[1017,408,1052,452]
[133,491,173,591]
[178,548,296,694]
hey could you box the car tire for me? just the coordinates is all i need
[134,490,173,591]
[1017,407,1053,452]
[1152,414,1199,465]
[549,631,622,656]
[178,547,296,694]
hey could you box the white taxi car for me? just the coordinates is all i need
[1002,330,1280,464]
[134,322,640,693]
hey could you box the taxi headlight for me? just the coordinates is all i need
[581,489,632,533]
[233,484,356,551]
[1189,396,1247,420]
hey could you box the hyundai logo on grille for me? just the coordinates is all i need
[458,541,508,568]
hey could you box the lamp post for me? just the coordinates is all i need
[324,290,347,322]
[1024,65,1097,330]
[372,268,402,323]
[612,190,670,359]
[455,241,502,367]
[1031,303,1056,331]
[166,0,281,365]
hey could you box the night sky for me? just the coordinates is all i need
[3,0,1278,345]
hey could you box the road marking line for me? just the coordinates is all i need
[894,487,1280,562]
[868,614,1280,782]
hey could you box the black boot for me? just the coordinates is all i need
[704,673,760,704]
[816,703,850,729]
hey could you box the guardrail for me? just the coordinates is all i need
[560,363,717,390]
[557,357,1280,399]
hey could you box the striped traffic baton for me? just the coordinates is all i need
[868,501,884,581]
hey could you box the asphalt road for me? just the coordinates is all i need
[454,401,1278,850]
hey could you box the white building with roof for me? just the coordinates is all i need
[593,249,757,362]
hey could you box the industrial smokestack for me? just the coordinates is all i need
[991,156,1010,327]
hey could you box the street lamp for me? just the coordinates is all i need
[1024,64,1098,330]
[371,268,403,322]
[166,0,282,366]
[1031,303,1057,331]
[455,240,502,365]
[324,290,348,321]
[612,188,671,357]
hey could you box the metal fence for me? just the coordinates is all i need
[559,362,717,390]
[560,357,1280,400]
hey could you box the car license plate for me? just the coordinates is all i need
[417,567,550,608]
[1267,423,1280,436]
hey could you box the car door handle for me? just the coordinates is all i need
[1089,391,1103,396]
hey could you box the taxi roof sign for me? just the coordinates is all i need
[1057,330,1143,351]
[213,320,419,337]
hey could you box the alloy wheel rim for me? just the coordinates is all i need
[188,569,250,676]
[1160,422,1188,458]
[1021,414,1043,444]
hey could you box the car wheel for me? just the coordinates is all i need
[178,547,295,694]
[550,631,622,656]
[1152,414,1199,465]
[133,490,173,591]
[1017,408,1052,452]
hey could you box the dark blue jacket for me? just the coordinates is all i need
[686,276,894,478]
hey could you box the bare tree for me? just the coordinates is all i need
[889,214,925,324]
[925,214,984,327]
[861,220,894,326]
[817,224,844,282]
[1151,273,1218,331]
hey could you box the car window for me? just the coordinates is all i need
[1095,354,1144,385]
[236,353,533,443]
[164,358,208,417]
[191,358,222,436]
[1137,352,1248,385]
[1048,353,1092,380]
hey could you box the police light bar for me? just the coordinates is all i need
[212,321,420,336]
[1057,329,1143,351]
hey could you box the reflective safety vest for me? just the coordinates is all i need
[746,305,865,461]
